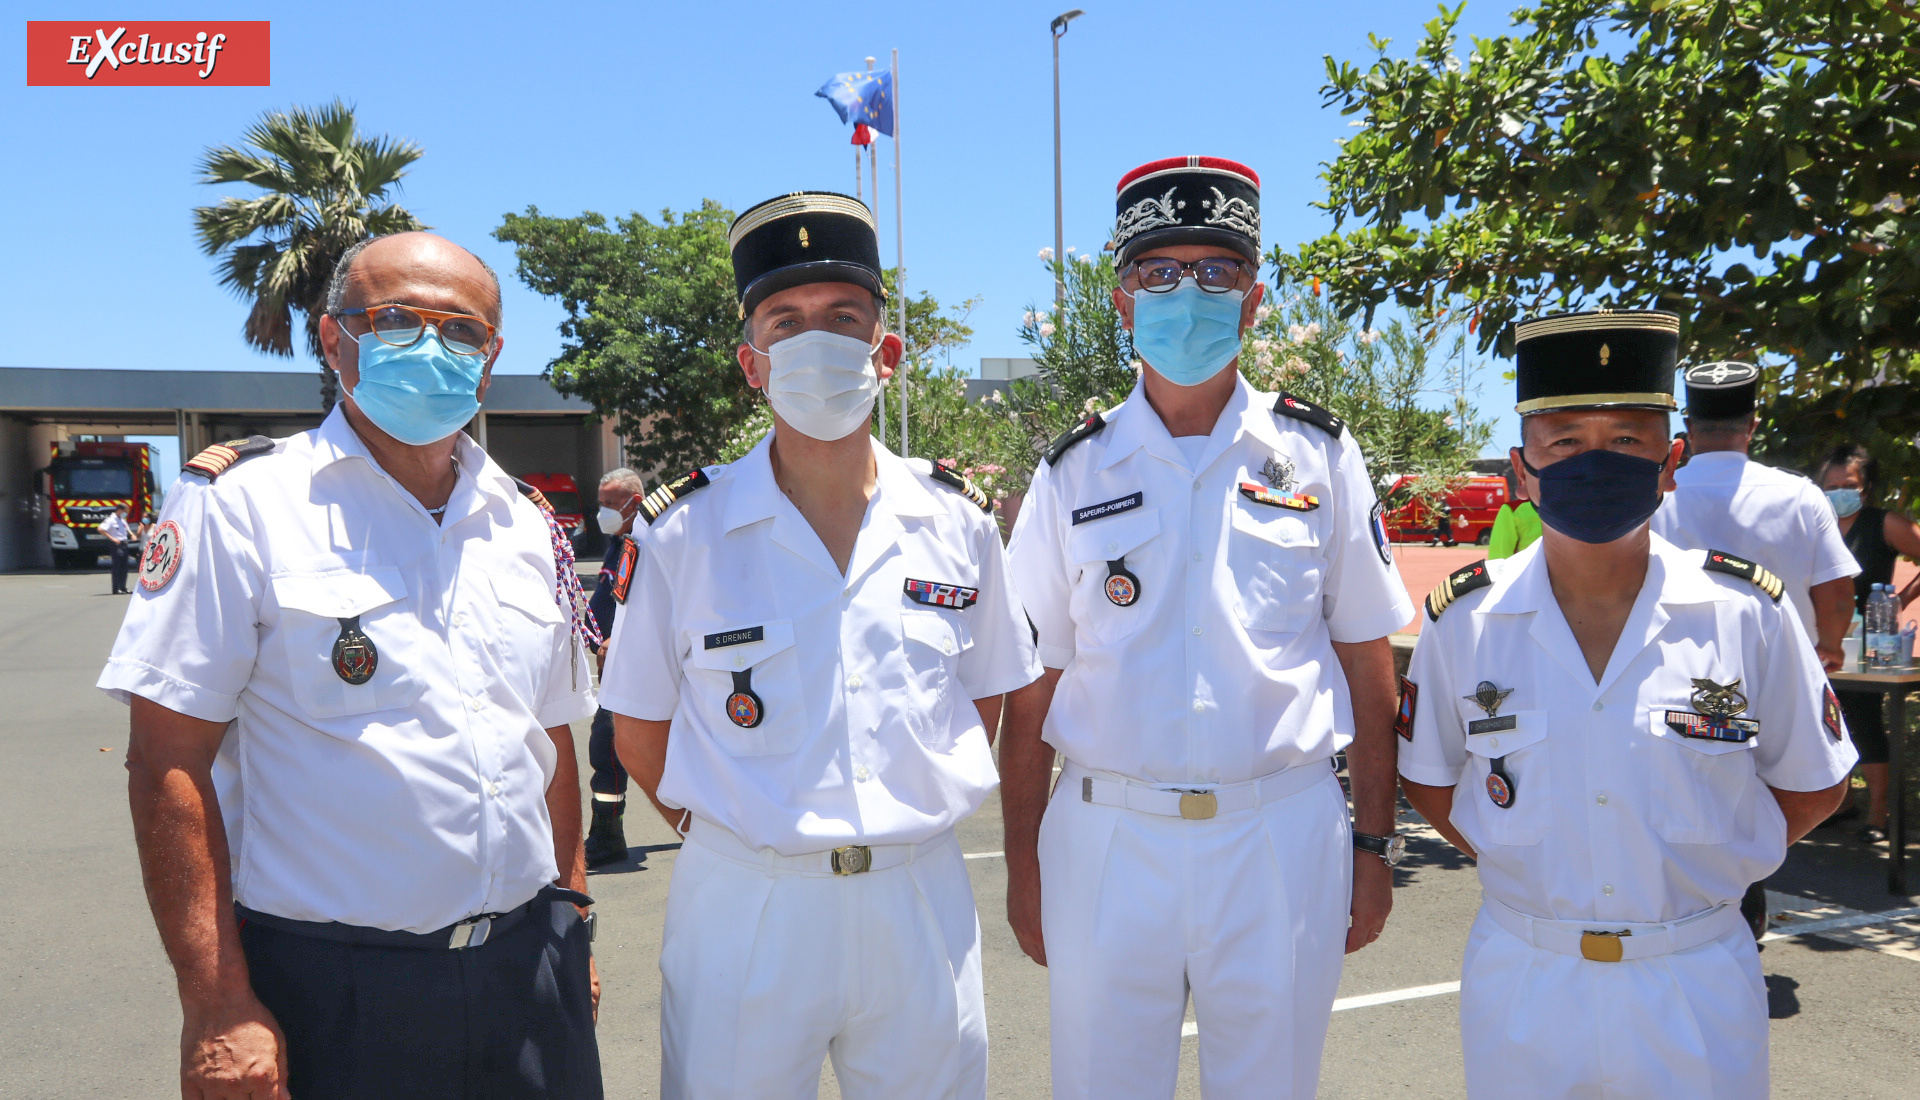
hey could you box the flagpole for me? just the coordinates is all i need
[863,56,886,448]
[892,46,908,458]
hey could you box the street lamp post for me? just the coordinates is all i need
[1051,9,1084,314]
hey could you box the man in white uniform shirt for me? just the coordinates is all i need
[601,192,1040,1100]
[1651,360,1858,669]
[1001,156,1413,1100]
[99,233,603,1100]
[1401,310,1854,1099]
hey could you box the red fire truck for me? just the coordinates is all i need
[1381,474,1510,546]
[41,441,158,569]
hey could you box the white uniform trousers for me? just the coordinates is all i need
[1040,762,1352,1100]
[1460,904,1769,1099]
[659,821,986,1100]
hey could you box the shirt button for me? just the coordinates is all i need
[942,639,955,655]
[470,697,485,712]
[1192,552,1203,562]
[1596,793,1609,805]
[855,765,870,781]
[1489,737,1500,750]
[1106,542,1118,554]
[1192,699,1205,713]
[847,676,862,691]
[1191,626,1203,636]
[1602,884,1615,896]
[452,612,467,627]
[734,655,746,668]
[487,781,500,796]
[1592,702,1604,712]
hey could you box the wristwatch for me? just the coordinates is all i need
[1353,830,1406,867]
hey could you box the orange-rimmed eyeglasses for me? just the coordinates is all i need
[332,304,497,358]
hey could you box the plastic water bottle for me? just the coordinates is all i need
[1901,621,1917,669]
[1868,585,1896,669]
[1866,586,1886,668]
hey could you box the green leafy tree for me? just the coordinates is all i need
[1289,0,1920,490]
[1018,252,1138,410]
[194,100,426,411]
[495,201,743,477]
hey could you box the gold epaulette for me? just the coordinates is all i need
[182,436,273,481]
[1702,549,1784,602]
[929,462,993,513]
[640,468,712,525]
[1425,560,1492,621]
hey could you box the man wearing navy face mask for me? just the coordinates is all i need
[1002,157,1412,1100]
[1399,310,1856,1098]
[99,232,603,1100]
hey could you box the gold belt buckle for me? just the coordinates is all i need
[830,845,873,875]
[1580,930,1628,962]
[1178,791,1218,820]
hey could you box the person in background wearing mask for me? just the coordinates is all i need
[98,232,603,1100]
[583,467,648,868]
[1816,444,1920,842]
[1002,157,1412,1100]
[100,503,134,593]
[1400,310,1853,1100]
[600,193,1040,1099]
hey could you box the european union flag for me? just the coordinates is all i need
[816,70,894,137]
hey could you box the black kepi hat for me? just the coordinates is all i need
[728,192,885,320]
[1683,361,1760,420]
[1111,156,1261,266]
[1512,309,1680,414]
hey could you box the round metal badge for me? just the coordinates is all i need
[1485,770,1514,808]
[331,616,379,685]
[138,520,184,592]
[1104,559,1141,607]
[726,690,763,728]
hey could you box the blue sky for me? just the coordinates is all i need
[2,0,1525,451]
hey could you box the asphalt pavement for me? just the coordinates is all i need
[3,570,1916,1098]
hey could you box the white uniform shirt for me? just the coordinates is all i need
[1651,450,1858,642]
[100,511,130,542]
[1006,374,1414,784]
[598,436,1041,856]
[1400,535,1857,923]
[97,409,596,933]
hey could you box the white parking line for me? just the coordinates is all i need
[1180,980,1463,1036]
[1761,905,1920,942]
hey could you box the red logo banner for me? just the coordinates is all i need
[26,22,270,85]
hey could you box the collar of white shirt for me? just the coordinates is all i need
[1675,449,1748,484]
[307,406,518,523]
[720,433,948,578]
[1094,372,1292,474]
[1478,534,1729,691]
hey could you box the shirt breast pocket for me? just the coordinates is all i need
[1066,508,1160,646]
[1645,709,1759,844]
[488,570,565,702]
[1456,709,1549,846]
[1227,505,1321,635]
[900,608,975,750]
[685,619,805,757]
[270,567,425,720]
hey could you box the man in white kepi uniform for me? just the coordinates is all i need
[1400,309,1856,1099]
[1652,360,1858,671]
[1001,156,1413,1100]
[600,191,1040,1100]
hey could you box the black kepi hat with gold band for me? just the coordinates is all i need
[1512,309,1680,414]
[728,191,885,320]
[1683,361,1761,419]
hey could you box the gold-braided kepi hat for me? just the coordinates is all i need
[728,191,885,320]
[1512,309,1680,414]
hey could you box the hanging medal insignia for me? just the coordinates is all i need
[726,670,764,728]
[1394,676,1418,741]
[1260,454,1297,493]
[1663,677,1760,743]
[1822,685,1844,742]
[138,520,185,592]
[1103,559,1141,606]
[331,616,378,685]
[1238,481,1320,511]
[1463,680,1519,807]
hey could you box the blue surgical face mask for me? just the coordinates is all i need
[1825,487,1863,518]
[1127,279,1246,387]
[1520,447,1667,544]
[345,328,487,446]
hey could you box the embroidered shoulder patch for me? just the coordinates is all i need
[929,461,993,513]
[1045,412,1107,465]
[640,469,712,525]
[1271,392,1346,437]
[1425,560,1492,621]
[182,436,273,481]
[1702,549,1784,602]
[1395,676,1418,741]
[138,520,184,592]
[1822,685,1845,742]
[610,537,640,605]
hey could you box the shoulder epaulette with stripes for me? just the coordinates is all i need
[1702,549,1784,602]
[182,435,274,481]
[1045,412,1107,466]
[511,477,553,513]
[1272,392,1346,438]
[1425,559,1492,621]
[929,461,993,513]
[639,468,712,525]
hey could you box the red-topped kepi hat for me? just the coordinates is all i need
[1110,156,1261,266]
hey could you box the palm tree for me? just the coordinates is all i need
[194,100,427,411]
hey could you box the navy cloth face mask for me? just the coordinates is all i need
[1519,447,1667,544]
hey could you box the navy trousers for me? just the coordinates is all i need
[238,891,601,1100]
[588,707,628,797]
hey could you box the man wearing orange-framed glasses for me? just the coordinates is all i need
[100,231,604,1100]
